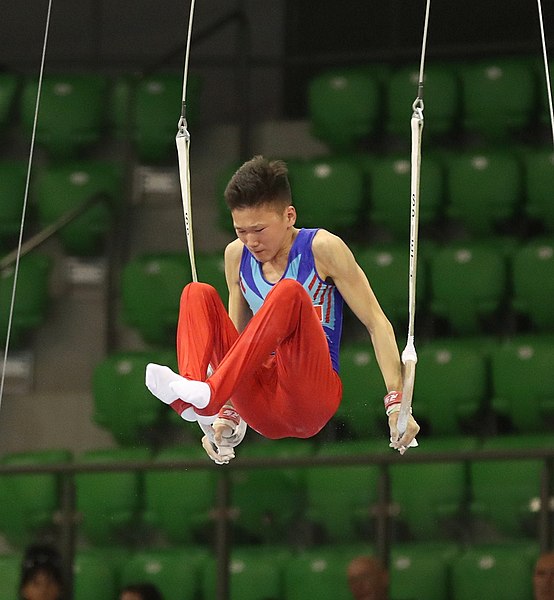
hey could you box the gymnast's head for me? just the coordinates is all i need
[224,155,292,212]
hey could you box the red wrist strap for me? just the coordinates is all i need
[218,406,241,427]
[384,391,402,411]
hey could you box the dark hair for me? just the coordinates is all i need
[120,583,164,600]
[224,155,291,211]
[20,544,63,594]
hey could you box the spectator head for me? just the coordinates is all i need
[534,552,554,600]
[347,555,388,600]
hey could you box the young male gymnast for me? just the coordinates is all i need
[145,155,420,463]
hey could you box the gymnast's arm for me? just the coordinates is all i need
[312,230,420,449]
[224,239,252,333]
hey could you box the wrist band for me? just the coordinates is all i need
[218,406,241,427]
[384,391,402,411]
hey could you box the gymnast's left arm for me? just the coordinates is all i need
[313,230,420,450]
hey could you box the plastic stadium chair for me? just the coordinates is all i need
[121,252,192,346]
[459,58,537,141]
[92,349,177,446]
[386,63,460,140]
[511,240,554,330]
[451,542,539,600]
[355,243,427,330]
[0,554,21,598]
[20,74,108,158]
[491,337,554,432]
[202,546,291,600]
[429,242,507,334]
[366,154,443,238]
[229,439,313,543]
[522,149,554,231]
[287,158,364,232]
[390,541,460,600]
[75,447,151,545]
[469,434,553,538]
[0,161,27,248]
[34,161,122,256]
[335,342,387,439]
[444,150,522,235]
[413,341,487,434]
[196,252,228,306]
[284,545,371,600]
[0,253,52,348]
[307,68,381,152]
[133,72,202,163]
[390,437,478,540]
[73,550,119,600]
[143,444,217,545]
[304,440,389,542]
[0,72,18,131]
[120,547,208,600]
[0,449,72,546]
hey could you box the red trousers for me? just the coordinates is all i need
[175,279,342,439]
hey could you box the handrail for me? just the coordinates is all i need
[1,447,552,600]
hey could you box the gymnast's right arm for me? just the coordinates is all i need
[224,239,252,332]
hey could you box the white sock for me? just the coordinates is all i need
[169,378,211,410]
[145,364,181,404]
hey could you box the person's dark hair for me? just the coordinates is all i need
[19,544,63,593]
[120,582,164,600]
[224,155,291,211]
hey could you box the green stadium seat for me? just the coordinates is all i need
[386,63,460,140]
[413,341,487,434]
[0,161,27,248]
[284,545,371,600]
[120,547,208,600]
[133,72,202,163]
[288,158,364,232]
[459,58,537,141]
[469,434,553,537]
[0,253,52,348]
[512,240,554,330]
[0,449,72,546]
[491,337,554,432]
[304,440,389,542]
[215,161,241,234]
[0,554,21,598]
[444,150,522,235]
[20,74,108,158]
[365,154,443,238]
[75,447,151,545]
[522,149,554,231]
[335,342,387,439]
[390,437,478,540]
[120,252,191,346]
[92,349,176,446]
[73,550,119,600]
[390,541,460,600]
[429,242,507,334]
[229,439,313,543]
[195,252,228,306]
[34,161,122,256]
[307,68,381,152]
[143,444,217,544]
[355,243,427,330]
[451,542,538,600]
[0,72,18,131]
[202,546,291,600]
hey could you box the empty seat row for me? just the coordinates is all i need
[0,540,541,600]
[308,56,551,151]
[0,71,201,162]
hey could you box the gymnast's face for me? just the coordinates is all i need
[232,202,296,262]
